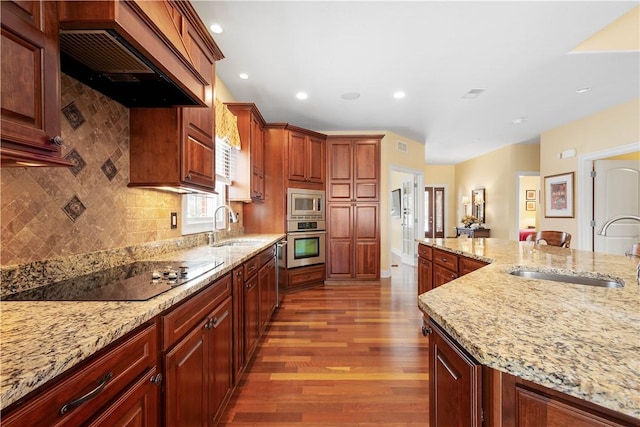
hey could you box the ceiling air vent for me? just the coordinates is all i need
[462,88,486,99]
[397,141,408,153]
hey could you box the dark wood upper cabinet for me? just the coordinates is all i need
[327,136,381,202]
[287,128,326,188]
[1,0,73,167]
[128,5,221,193]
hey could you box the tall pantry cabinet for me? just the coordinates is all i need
[326,135,383,280]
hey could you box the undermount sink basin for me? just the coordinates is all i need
[509,269,624,288]
[213,239,267,248]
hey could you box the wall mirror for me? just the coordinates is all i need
[472,189,485,224]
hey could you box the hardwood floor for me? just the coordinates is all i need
[220,260,429,426]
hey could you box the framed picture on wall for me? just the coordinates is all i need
[544,172,574,218]
[526,190,536,201]
[526,201,536,211]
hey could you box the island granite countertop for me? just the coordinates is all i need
[0,234,284,412]
[417,237,640,420]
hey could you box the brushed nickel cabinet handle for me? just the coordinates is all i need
[437,353,461,381]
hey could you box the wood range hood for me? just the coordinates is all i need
[57,0,223,108]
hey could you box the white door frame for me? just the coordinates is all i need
[513,171,540,241]
[388,165,424,267]
[577,142,639,251]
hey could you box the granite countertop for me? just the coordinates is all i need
[417,238,640,420]
[0,234,284,411]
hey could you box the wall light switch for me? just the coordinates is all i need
[171,212,177,229]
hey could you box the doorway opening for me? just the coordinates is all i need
[424,186,445,239]
[514,172,540,241]
[389,167,424,267]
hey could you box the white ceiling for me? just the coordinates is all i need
[192,1,639,164]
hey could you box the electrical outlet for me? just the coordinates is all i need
[171,212,177,229]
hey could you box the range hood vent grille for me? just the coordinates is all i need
[59,29,202,107]
[60,30,153,74]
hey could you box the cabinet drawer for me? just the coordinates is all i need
[459,257,488,276]
[258,246,275,267]
[433,249,459,272]
[244,256,260,278]
[418,244,432,260]
[2,322,157,427]
[433,264,459,288]
[162,273,231,350]
[287,265,325,289]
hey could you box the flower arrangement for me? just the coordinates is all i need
[460,215,479,228]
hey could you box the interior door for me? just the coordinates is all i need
[425,187,445,239]
[401,180,415,266]
[593,160,640,255]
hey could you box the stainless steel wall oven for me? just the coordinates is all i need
[286,189,326,268]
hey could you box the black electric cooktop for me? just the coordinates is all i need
[1,259,224,302]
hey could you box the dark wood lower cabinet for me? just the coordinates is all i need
[1,247,280,427]
[428,320,640,427]
[0,322,159,427]
[208,297,233,425]
[429,319,482,427]
[164,321,208,427]
[485,368,640,427]
[161,273,233,427]
[244,272,260,360]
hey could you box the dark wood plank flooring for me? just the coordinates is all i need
[220,261,428,426]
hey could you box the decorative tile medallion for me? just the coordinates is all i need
[62,195,86,222]
[61,102,85,130]
[64,149,86,176]
[101,159,118,181]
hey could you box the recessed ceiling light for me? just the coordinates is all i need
[239,73,249,80]
[209,24,223,34]
[296,92,308,100]
[511,116,527,125]
[576,87,591,94]
[341,92,360,100]
[462,88,486,99]
[393,91,405,99]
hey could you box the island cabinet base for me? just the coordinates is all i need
[483,368,640,427]
[428,319,640,427]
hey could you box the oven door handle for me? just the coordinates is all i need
[287,230,326,238]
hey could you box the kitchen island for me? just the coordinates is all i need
[418,238,639,423]
[0,234,284,416]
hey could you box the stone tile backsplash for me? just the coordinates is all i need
[0,74,183,266]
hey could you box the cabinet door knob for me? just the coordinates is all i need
[185,174,192,181]
[150,373,163,385]
[421,325,432,336]
[50,135,64,146]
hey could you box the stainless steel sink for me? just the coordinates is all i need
[509,270,624,288]
[212,239,267,248]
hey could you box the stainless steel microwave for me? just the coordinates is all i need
[287,188,325,221]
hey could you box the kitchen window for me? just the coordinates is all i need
[182,138,235,234]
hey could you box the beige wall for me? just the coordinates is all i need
[455,143,540,240]
[539,98,640,248]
